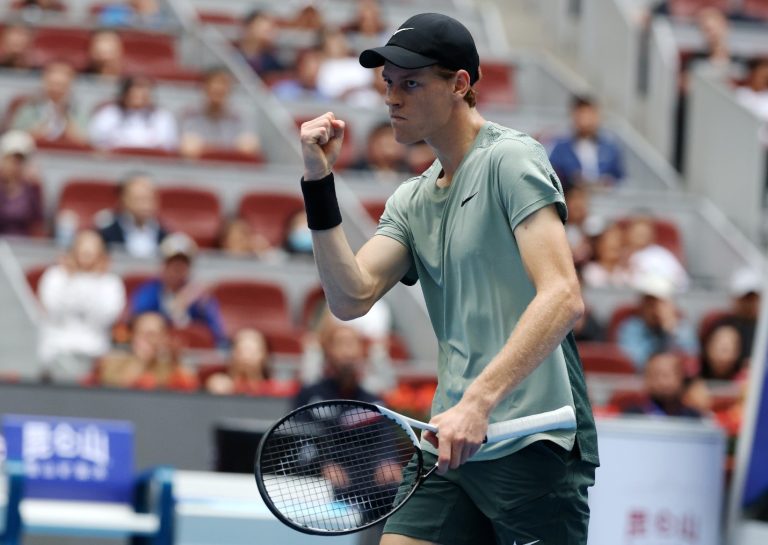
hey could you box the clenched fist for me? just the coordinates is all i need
[300,112,346,181]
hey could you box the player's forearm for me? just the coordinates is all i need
[311,226,376,320]
[463,282,584,416]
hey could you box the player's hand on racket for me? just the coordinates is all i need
[423,400,489,475]
[300,112,346,181]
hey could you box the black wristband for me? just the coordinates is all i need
[300,173,342,230]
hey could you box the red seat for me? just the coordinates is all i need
[58,178,117,229]
[577,341,636,374]
[198,148,265,165]
[30,27,90,69]
[120,30,175,63]
[157,186,222,248]
[618,217,685,265]
[697,309,732,343]
[211,279,293,338]
[25,264,49,296]
[196,10,239,25]
[743,0,768,20]
[264,330,303,355]
[301,284,326,328]
[237,192,304,248]
[111,147,177,158]
[362,200,386,223]
[170,323,216,349]
[476,62,515,105]
[607,389,647,412]
[607,304,640,342]
[122,272,155,300]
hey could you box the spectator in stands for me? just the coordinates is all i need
[295,315,382,406]
[622,351,702,418]
[625,214,689,292]
[204,328,277,395]
[130,232,228,347]
[283,209,313,257]
[699,323,745,381]
[681,375,713,417]
[237,10,284,78]
[179,67,261,159]
[300,309,395,395]
[351,121,408,176]
[316,27,373,101]
[709,267,763,364]
[14,0,65,11]
[99,172,167,257]
[98,0,174,29]
[0,130,42,236]
[89,75,178,151]
[617,274,698,371]
[0,22,34,70]
[564,185,598,272]
[83,29,124,79]
[219,218,269,257]
[38,230,125,382]
[98,311,198,390]
[289,4,325,31]
[735,56,768,121]
[341,0,387,38]
[345,65,388,108]
[7,61,87,144]
[548,95,625,190]
[581,222,632,288]
[406,140,436,174]
[271,47,328,102]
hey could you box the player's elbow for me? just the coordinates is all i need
[326,297,373,322]
[562,281,585,326]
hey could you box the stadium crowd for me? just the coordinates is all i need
[0,0,766,476]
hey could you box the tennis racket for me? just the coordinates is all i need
[255,400,576,535]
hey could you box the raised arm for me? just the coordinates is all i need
[300,112,412,320]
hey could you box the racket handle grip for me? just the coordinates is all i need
[484,406,577,444]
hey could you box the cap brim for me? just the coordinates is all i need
[359,45,438,70]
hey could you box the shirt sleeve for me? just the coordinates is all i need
[375,185,419,286]
[495,138,568,233]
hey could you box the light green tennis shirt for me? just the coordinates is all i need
[376,122,599,464]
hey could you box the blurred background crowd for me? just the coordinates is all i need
[0,0,766,483]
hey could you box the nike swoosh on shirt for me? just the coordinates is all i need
[392,27,414,35]
[460,192,478,207]
[513,541,540,545]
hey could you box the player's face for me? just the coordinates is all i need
[382,63,455,145]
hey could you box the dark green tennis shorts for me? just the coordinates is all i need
[383,440,596,545]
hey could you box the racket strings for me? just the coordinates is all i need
[259,403,421,531]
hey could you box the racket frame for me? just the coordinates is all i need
[254,399,429,536]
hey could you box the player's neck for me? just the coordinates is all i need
[429,109,485,188]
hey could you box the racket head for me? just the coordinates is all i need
[254,399,427,535]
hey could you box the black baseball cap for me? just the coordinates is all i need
[359,13,480,85]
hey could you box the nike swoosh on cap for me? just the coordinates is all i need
[392,27,414,35]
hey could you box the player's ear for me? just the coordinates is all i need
[453,69,471,101]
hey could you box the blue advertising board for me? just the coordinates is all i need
[2,414,134,503]
[743,343,768,508]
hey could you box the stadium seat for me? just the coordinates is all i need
[577,341,636,374]
[24,264,48,296]
[697,309,732,343]
[111,147,178,159]
[211,279,293,338]
[606,304,641,342]
[237,191,305,248]
[617,216,686,265]
[122,272,155,301]
[743,0,768,20]
[197,148,265,164]
[476,62,516,105]
[362,200,386,223]
[196,10,239,25]
[264,330,303,355]
[606,389,647,412]
[301,284,326,328]
[156,186,222,248]
[170,324,216,350]
[58,178,117,230]
[30,27,90,69]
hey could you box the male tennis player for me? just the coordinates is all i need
[297,12,599,545]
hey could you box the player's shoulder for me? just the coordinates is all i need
[480,122,549,161]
